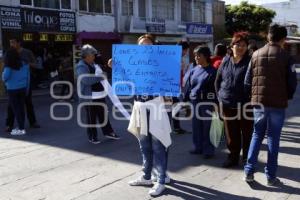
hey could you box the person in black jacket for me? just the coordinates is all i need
[183,45,217,159]
[215,32,253,168]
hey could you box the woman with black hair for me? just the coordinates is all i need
[183,45,217,158]
[2,48,30,135]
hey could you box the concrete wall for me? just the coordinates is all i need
[77,14,115,32]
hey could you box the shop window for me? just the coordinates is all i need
[80,0,112,14]
[22,0,71,9]
[181,0,192,22]
[138,0,146,18]
[193,0,205,23]
[152,0,174,20]
[122,0,133,16]
[21,0,33,6]
[79,0,88,11]
[104,0,112,14]
[89,0,103,13]
[34,0,60,9]
[61,0,71,9]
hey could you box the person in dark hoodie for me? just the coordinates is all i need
[183,45,217,158]
[215,32,253,168]
[76,44,119,144]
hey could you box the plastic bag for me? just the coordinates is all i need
[209,112,224,148]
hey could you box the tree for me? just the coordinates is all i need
[225,1,276,35]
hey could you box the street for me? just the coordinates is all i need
[0,86,299,200]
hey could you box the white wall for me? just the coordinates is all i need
[263,0,300,31]
[77,14,115,32]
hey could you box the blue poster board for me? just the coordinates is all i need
[112,44,182,97]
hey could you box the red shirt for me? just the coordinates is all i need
[211,56,223,69]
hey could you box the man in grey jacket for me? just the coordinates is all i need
[76,44,119,144]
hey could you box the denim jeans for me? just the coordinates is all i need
[192,101,215,156]
[139,133,168,184]
[244,106,285,180]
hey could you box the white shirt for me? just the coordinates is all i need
[128,97,172,148]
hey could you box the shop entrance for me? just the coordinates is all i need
[2,30,74,90]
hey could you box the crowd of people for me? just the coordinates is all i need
[1,23,298,197]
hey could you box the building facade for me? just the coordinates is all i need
[262,0,300,63]
[0,0,217,95]
[212,0,226,43]
[116,0,214,50]
[262,0,300,33]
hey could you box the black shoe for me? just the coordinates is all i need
[189,149,202,155]
[30,123,41,128]
[173,128,190,135]
[243,174,254,183]
[105,132,120,140]
[89,138,101,144]
[222,159,239,168]
[5,126,13,133]
[267,178,281,186]
[203,154,214,159]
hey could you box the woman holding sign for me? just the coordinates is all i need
[183,45,217,158]
[127,34,171,197]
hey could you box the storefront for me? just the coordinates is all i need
[0,5,76,90]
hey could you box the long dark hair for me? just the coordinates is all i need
[5,48,22,70]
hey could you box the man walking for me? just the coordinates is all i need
[5,38,40,132]
[244,24,297,186]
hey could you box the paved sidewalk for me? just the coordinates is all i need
[0,87,299,200]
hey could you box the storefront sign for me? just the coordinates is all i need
[0,6,76,33]
[0,6,21,29]
[40,33,48,41]
[23,33,33,41]
[55,34,73,42]
[186,23,213,35]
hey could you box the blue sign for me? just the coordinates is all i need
[112,45,182,96]
[186,23,213,35]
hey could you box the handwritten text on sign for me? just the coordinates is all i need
[112,45,182,96]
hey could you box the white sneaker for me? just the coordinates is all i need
[149,183,165,196]
[11,129,26,136]
[128,176,153,186]
[10,128,19,135]
[151,173,171,184]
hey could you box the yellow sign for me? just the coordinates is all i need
[23,33,33,41]
[40,34,48,41]
[55,34,73,42]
